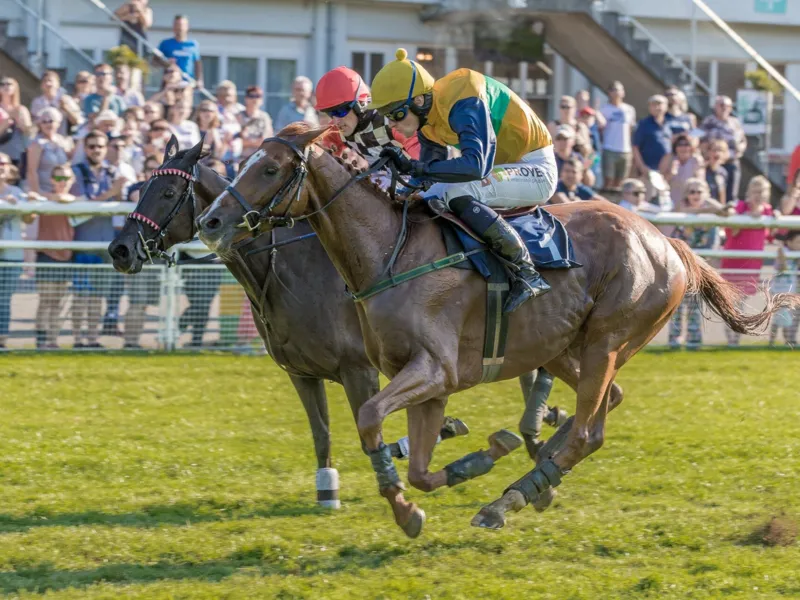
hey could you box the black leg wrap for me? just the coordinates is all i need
[368,442,402,491]
[444,450,495,487]
[505,460,565,505]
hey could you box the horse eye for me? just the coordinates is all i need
[164,189,175,198]
[265,166,278,176]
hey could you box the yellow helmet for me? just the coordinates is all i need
[367,48,435,111]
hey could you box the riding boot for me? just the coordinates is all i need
[449,195,550,314]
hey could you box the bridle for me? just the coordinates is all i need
[128,164,199,266]
[225,137,389,234]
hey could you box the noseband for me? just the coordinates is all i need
[128,164,199,266]
[227,137,391,234]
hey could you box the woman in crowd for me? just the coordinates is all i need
[26,108,73,195]
[114,63,144,108]
[704,138,729,204]
[148,66,185,108]
[34,164,76,349]
[142,118,172,161]
[0,152,30,348]
[659,132,705,211]
[667,178,730,349]
[114,0,153,51]
[193,99,224,159]
[167,102,201,149]
[0,77,32,170]
[721,175,775,347]
[664,86,697,137]
[30,71,82,134]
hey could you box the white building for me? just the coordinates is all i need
[4,0,799,159]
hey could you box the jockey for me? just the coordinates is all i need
[369,48,557,314]
[315,66,420,161]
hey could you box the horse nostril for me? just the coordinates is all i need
[110,244,129,261]
[204,217,221,232]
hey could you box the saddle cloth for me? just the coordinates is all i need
[437,204,582,278]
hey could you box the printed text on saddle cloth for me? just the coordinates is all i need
[422,146,558,209]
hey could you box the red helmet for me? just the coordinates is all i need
[315,67,371,111]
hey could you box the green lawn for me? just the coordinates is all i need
[0,350,797,599]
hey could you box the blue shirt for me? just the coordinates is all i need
[158,38,201,79]
[70,162,116,243]
[633,116,672,170]
[556,181,595,201]
[83,93,127,117]
[665,113,693,138]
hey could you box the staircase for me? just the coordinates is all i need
[423,0,783,199]
[0,18,39,105]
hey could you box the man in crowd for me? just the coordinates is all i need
[551,157,607,204]
[114,63,144,108]
[701,95,747,203]
[70,130,126,348]
[238,85,274,160]
[599,81,636,190]
[618,178,660,214]
[274,76,318,131]
[158,15,203,89]
[83,64,127,117]
[633,94,671,177]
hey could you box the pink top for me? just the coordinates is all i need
[720,200,773,294]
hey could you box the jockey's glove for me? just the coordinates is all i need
[379,146,427,178]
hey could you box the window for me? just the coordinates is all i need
[266,59,297,118]
[201,56,220,91]
[351,52,385,84]
[227,57,258,102]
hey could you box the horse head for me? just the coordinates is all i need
[197,123,330,255]
[109,134,205,274]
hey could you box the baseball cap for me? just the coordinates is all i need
[555,124,575,139]
[579,107,596,117]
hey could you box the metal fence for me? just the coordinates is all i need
[1,203,799,351]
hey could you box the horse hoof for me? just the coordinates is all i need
[554,408,568,427]
[442,416,470,438]
[533,487,557,512]
[489,429,524,456]
[544,406,569,428]
[400,505,426,538]
[471,507,506,530]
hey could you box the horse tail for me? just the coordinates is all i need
[668,237,800,335]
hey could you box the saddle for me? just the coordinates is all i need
[430,200,582,382]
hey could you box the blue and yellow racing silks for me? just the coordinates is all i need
[418,69,552,183]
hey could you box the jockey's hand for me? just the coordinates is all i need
[380,146,417,175]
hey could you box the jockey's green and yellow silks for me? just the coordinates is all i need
[422,69,551,166]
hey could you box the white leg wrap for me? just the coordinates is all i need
[316,467,341,509]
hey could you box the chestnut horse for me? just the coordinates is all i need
[197,125,798,537]
[109,135,563,509]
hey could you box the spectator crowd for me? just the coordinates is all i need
[0,14,796,350]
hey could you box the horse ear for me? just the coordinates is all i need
[292,126,331,149]
[185,133,205,162]
[164,134,180,161]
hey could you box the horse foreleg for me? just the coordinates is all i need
[289,374,337,508]
[357,355,448,538]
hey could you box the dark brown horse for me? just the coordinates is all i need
[109,136,561,508]
[197,124,799,537]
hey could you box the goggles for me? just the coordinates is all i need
[379,62,418,122]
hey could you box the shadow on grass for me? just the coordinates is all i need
[0,539,485,594]
[0,498,330,533]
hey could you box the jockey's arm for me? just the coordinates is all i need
[416,98,493,183]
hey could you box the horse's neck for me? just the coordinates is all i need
[306,153,412,293]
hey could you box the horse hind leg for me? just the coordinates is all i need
[289,374,337,508]
[472,349,618,529]
[519,368,568,461]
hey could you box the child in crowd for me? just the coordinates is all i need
[769,230,800,347]
[721,176,776,346]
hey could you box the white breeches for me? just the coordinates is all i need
[422,145,558,209]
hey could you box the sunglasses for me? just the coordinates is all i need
[0,161,11,166]
[245,94,262,100]
[151,127,169,132]
[0,82,12,87]
[675,143,691,148]
[52,174,71,182]
[687,190,703,195]
[632,191,646,196]
[39,120,55,125]
[86,144,106,150]
[76,79,90,84]
[560,104,573,109]
[96,71,113,77]
[325,102,356,119]
[111,144,126,150]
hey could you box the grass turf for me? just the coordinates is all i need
[0,350,797,599]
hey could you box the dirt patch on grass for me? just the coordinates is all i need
[746,514,798,547]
